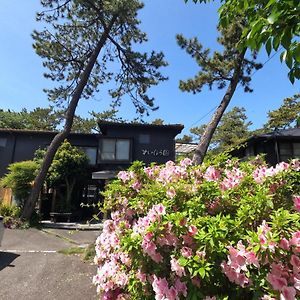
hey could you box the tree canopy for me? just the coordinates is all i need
[264,92,300,130]
[0,108,61,131]
[186,0,300,83]
[190,106,252,152]
[22,0,168,219]
[178,19,261,164]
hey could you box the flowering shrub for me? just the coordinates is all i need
[93,157,300,299]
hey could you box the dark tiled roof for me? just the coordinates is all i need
[0,128,100,137]
[97,121,184,131]
[249,128,300,139]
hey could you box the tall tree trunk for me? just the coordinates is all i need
[192,49,247,165]
[21,16,117,220]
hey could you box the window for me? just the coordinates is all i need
[81,147,97,165]
[293,143,300,158]
[0,138,7,147]
[139,134,150,144]
[98,138,130,162]
[279,142,300,161]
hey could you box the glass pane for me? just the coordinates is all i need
[83,147,97,165]
[279,143,292,155]
[101,152,115,160]
[102,139,115,152]
[116,140,130,160]
[293,143,300,156]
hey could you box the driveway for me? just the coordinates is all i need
[0,228,101,300]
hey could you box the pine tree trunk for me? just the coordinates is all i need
[21,16,117,220]
[192,49,247,165]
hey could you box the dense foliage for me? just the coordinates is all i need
[94,157,300,299]
[0,161,38,208]
[187,0,300,83]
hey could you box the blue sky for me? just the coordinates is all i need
[0,0,298,136]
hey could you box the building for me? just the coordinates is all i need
[0,122,183,220]
[231,128,300,165]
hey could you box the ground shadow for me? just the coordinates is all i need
[0,252,20,271]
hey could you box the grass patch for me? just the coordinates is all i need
[58,243,95,262]
[58,246,85,256]
[82,243,95,261]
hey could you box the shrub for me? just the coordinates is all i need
[93,157,300,300]
[0,160,38,208]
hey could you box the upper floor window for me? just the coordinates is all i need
[0,138,7,147]
[98,138,131,162]
[139,134,150,144]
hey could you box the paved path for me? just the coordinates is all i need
[0,228,101,300]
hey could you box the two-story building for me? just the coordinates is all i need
[0,122,183,220]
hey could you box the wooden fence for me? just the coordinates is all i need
[0,188,12,205]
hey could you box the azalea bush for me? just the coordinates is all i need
[93,156,300,300]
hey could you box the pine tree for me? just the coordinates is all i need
[264,93,300,131]
[22,0,167,219]
[191,106,252,153]
[177,20,262,164]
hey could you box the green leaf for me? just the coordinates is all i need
[199,267,206,278]
[294,68,300,79]
[178,257,188,266]
[280,50,287,63]
[267,10,280,24]
[285,51,293,69]
[273,35,280,50]
[281,30,292,50]
[288,71,295,84]
[265,38,272,56]
[266,0,276,8]
[293,44,300,62]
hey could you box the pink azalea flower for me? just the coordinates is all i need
[136,270,147,283]
[289,231,300,252]
[154,203,166,215]
[279,238,290,250]
[117,171,130,183]
[181,246,193,258]
[196,250,206,259]
[290,255,300,273]
[203,296,216,300]
[267,273,287,291]
[280,286,296,300]
[261,296,276,300]
[182,234,194,246]
[180,157,192,167]
[204,166,221,181]
[166,187,176,198]
[170,257,186,277]
[152,276,169,300]
[292,274,300,291]
[291,159,300,171]
[293,196,300,212]
[188,225,198,236]
[131,180,142,191]
[174,278,187,297]
[165,286,177,300]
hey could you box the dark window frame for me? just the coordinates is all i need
[279,141,300,161]
[98,137,132,163]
